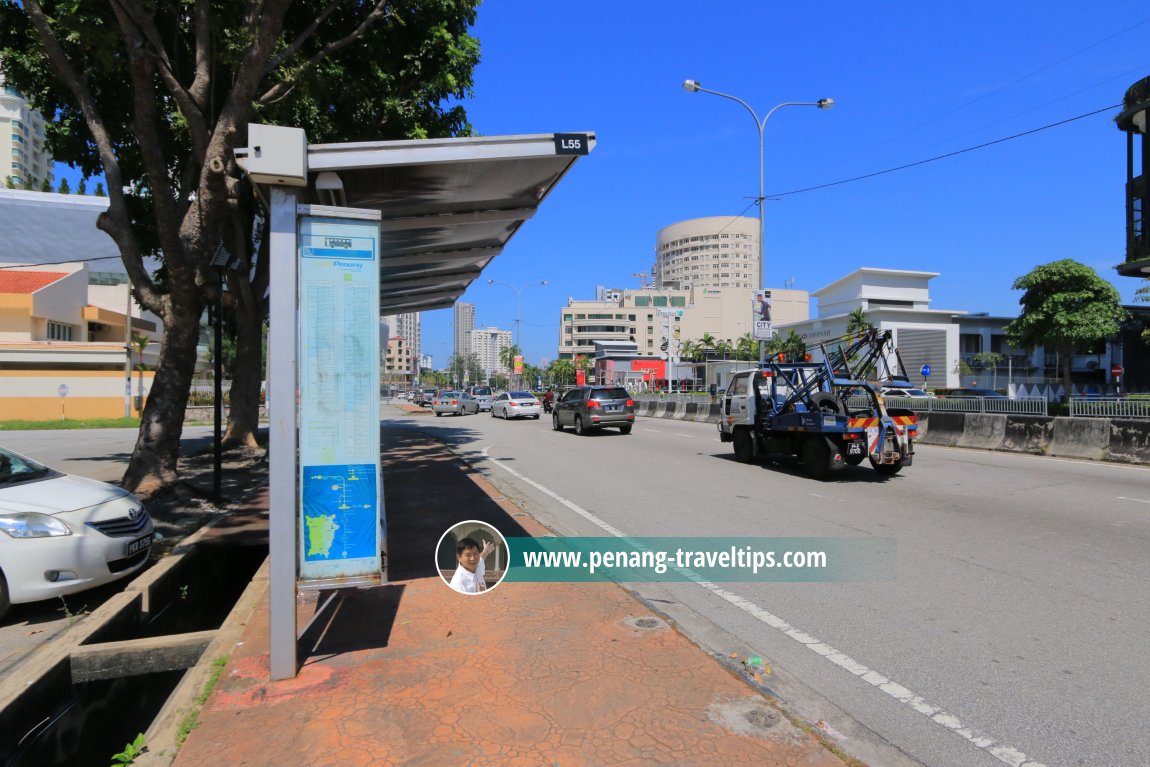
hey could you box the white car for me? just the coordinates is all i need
[0,446,154,620]
[491,391,542,419]
[880,387,935,398]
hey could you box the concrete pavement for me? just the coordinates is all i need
[171,413,847,766]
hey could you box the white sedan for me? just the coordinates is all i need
[0,446,154,621]
[491,391,542,420]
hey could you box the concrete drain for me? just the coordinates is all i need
[707,698,796,741]
[624,616,668,631]
[744,707,780,730]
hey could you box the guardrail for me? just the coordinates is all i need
[1069,398,1150,419]
[847,396,1048,416]
[632,393,712,405]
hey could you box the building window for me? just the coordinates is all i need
[653,296,667,307]
[634,296,649,307]
[563,314,572,321]
[47,321,73,341]
[959,334,983,354]
[670,296,686,307]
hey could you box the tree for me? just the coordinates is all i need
[75,177,86,195]
[1004,260,1126,402]
[547,358,575,386]
[846,308,874,335]
[38,177,51,192]
[92,182,105,197]
[1137,280,1150,345]
[971,351,1005,389]
[3,176,13,189]
[678,339,701,363]
[56,177,70,194]
[713,339,734,360]
[735,333,756,361]
[1,1,479,491]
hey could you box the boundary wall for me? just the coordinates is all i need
[638,406,1150,465]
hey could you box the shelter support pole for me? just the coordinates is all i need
[268,187,299,680]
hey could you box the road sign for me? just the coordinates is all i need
[1111,364,1124,377]
[660,339,669,351]
[921,364,931,378]
[58,384,69,398]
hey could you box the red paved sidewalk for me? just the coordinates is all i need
[173,422,846,767]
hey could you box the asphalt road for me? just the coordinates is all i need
[396,406,1150,767]
[0,427,214,677]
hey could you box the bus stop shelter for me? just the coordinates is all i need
[237,128,595,678]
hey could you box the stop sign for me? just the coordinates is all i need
[1111,364,1124,377]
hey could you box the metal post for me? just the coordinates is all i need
[268,187,299,680]
[213,286,223,501]
[124,280,132,418]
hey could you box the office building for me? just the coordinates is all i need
[654,216,760,291]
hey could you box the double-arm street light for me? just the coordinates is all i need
[486,278,548,384]
[682,79,833,362]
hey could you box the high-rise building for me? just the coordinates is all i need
[654,216,760,291]
[381,311,420,369]
[0,69,54,191]
[454,301,475,361]
[468,326,512,381]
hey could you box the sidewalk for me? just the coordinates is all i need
[172,418,846,767]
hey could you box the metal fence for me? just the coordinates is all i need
[847,396,1048,416]
[1068,398,1150,419]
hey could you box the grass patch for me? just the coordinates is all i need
[0,417,141,430]
[175,656,229,748]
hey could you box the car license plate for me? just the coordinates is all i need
[126,534,153,556]
[847,441,863,456]
[606,405,621,411]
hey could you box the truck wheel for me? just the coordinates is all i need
[733,428,755,463]
[809,392,846,415]
[870,457,903,475]
[801,436,833,480]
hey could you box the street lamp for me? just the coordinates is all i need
[682,79,833,362]
[486,279,548,385]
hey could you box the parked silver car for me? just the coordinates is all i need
[432,391,478,416]
[552,386,635,435]
[491,391,541,420]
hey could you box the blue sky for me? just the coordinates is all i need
[418,1,1150,368]
[45,3,1148,369]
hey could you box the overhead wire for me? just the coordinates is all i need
[766,103,1122,199]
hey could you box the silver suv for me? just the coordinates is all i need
[552,386,635,435]
[468,385,495,412]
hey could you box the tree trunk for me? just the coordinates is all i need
[121,294,203,493]
[223,281,264,448]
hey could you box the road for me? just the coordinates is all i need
[0,427,214,677]
[394,406,1150,767]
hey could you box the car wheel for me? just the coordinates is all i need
[490,408,496,418]
[0,569,9,622]
[574,415,586,436]
[435,411,442,417]
[619,425,632,435]
[552,413,563,431]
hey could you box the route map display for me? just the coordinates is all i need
[297,215,382,584]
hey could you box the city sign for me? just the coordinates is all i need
[752,320,774,341]
[921,364,931,378]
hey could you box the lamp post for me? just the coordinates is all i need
[682,79,833,362]
[486,279,548,386]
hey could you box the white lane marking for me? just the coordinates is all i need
[1117,496,1150,505]
[646,429,661,433]
[481,447,1047,767]
[674,433,693,438]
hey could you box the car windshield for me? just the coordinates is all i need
[472,387,492,396]
[593,388,629,400]
[0,447,50,484]
[511,392,536,400]
[906,389,930,397]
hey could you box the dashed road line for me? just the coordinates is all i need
[481,447,1047,767]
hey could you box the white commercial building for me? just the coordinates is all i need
[654,216,760,291]
[0,70,53,190]
[469,326,512,380]
[777,268,965,389]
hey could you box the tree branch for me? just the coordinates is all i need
[258,1,394,106]
[267,1,341,72]
[21,0,163,313]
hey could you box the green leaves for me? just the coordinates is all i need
[1004,259,1126,351]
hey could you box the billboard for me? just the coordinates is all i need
[751,289,774,341]
[513,355,523,375]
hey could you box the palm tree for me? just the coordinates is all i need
[735,333,756,361]
[714,339,734,360]
[679,339,701,362]
[846,308,874,336]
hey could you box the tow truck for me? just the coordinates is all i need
[717,329,917,479]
